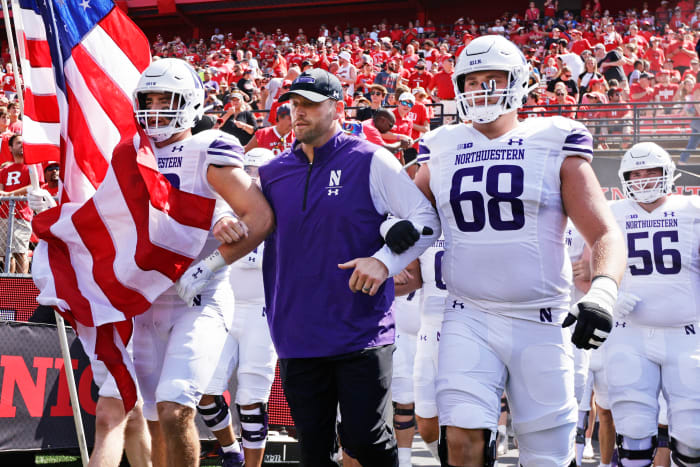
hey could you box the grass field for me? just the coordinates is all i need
[35,455,82,465]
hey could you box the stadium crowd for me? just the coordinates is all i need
[4,0,700,274]
[147,0,700,143]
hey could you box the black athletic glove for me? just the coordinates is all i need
[563,276,617,350]
[381,219,434,254]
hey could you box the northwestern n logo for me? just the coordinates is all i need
[327,170,343,196]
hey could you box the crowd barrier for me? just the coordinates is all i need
[520,100,700,153]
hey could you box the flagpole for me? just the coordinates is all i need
[54,315,89,467]
[4,2,89,465]
[1,0,23,110]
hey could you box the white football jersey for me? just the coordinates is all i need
[418,236,448,325]
[610,195,700,327]
[423,116,593,319]
[230,242,265,304]
[154,129,245,301]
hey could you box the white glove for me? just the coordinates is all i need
[27,188,57,213]
[614,292,641,319]
[175,249,227,306]
[563,276,617,349]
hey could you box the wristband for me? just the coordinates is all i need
[590,275,618,292]
[203,249,227,273]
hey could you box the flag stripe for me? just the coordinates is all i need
[23,115,61,145]
[61,136,97,203]
[24,88,60,123]
[65,59,121,161]
[24,143,61,162]
[94,167,177,303]
[71,43,139,137]
[23,35,52,68]
[65,85,109,188]
[96,324,137,411]
[98,8,151,72]
[20,7,46,40]
[23,66,57,95]
[80,25,144,102]
[112,143,205,283]
[32,207,94,327]
[136,164,216,230]
[73,199,152,315]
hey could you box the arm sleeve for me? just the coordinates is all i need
[368,147,440,276]
[561,120,594,162]
[205,132,245,168]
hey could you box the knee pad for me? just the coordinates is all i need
[616,434,657,467]
[658,426,669,449]
[237,403,269,449]
[437,426,495,467]
[393,402,416,431]
[196,395,231,432]
[670,437,700,467]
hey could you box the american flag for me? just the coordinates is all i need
[15,0,150,204]
[20,0,218,410]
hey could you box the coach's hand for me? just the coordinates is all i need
[563,275,617,350]
[176,249,227,306]
[338,257,389,296]
[213,216,249,243]
[380,218,434,254]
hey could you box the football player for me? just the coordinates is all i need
[412,35,626,466]
[390,269,422,467]
[413,234,448,462]
[198,148,278,467]
[567,222,617,467]
[130,58,273,467]
[606,142,700,467]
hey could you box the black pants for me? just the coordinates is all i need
[279,344,398,467]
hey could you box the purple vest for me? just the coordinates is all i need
[260,131,395,358]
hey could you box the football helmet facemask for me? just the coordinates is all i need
[133,58,205,143]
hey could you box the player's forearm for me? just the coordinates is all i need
[589,228,626,285]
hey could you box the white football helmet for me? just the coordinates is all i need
[618,142,678,203]
[453,35,533,124]
[133,58,205,142]
[244,147,275,179]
